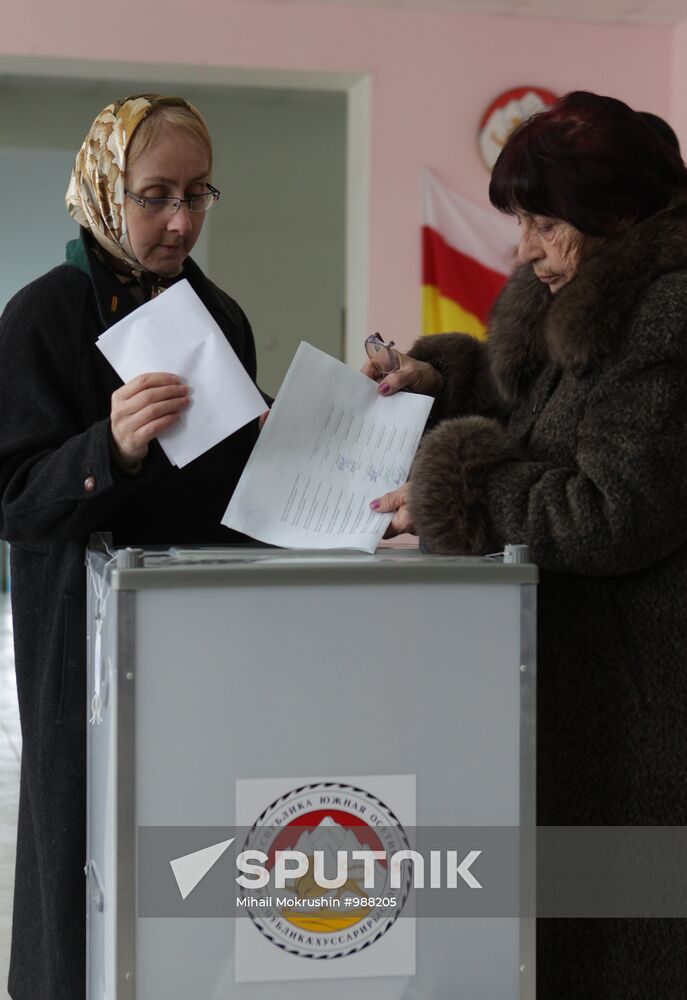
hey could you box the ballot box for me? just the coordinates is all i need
[86,544,537,1000]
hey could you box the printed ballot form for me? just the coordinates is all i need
[222,342,433,552]
[96,279,265,467]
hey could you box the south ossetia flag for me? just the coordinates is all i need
[422,169,518,339]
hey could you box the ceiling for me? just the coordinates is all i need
[265,0,687,25]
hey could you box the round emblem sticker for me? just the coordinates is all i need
[239,782,412,959]
[478,86,558,170]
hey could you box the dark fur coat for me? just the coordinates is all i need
[409,201,687,999]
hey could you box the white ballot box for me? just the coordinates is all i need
[86,544,537,1000]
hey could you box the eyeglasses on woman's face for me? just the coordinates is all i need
[125,183,220,218]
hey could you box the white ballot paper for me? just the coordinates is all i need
[96,279,265,467]
[222,342,433,552]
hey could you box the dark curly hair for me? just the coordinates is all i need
[489,91,687,237]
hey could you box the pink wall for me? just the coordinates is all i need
[671,21,687,148]
[0,0,676,349]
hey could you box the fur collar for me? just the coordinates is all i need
[487,199,687,402]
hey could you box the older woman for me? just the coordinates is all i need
[368,91,687,998]
[0,95,261,1000]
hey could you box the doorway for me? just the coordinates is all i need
[0,62,368,396]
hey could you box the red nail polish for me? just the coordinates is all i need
[370,500,380,510]
[379,384,390,395]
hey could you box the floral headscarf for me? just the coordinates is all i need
[65,94,204,277]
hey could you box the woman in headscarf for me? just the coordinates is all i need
[366,91,687,998]
[0,95,261,1000]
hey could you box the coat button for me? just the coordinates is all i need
[84,476,96,493]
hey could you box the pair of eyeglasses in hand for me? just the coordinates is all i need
[364,332,400,375]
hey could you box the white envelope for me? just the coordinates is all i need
[97,279,265,467]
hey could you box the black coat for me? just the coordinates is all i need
[0,230,260,1000]
[409,202,687,998]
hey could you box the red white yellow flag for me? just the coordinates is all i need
[422,169,518,339]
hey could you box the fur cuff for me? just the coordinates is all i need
[409,416,520,554]
[408,333,504,423]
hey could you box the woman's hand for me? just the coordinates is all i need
[361,350,443,398]
[110,372,189,467]
[370,482,416,537]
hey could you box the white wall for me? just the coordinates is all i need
[0,79,346,397]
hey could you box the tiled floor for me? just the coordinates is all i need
[0,593,19,1000]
